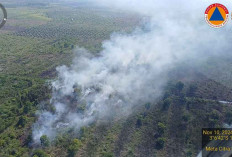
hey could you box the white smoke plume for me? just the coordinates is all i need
[33,0,232,143]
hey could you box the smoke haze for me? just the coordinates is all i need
[32,0,232,143]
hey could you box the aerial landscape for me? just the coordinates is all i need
[1,0,232,157]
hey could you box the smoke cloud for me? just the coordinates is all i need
[33,0,232,143]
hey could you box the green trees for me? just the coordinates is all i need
[182,112,191,122]
[16,116,27,127]
[156,122,166,149]
[162,99,171,111]
[156,137,166,149]
[67,139,82,157]
[40,135,50,148]
[157,122,166,135]
[176,81,184,93]
[225,111,232,125]
[102,152,114,157]
[136,116,143,128]
[145,103,151,110]
[187,84,197,97]
[32,149,49,157]
[23,101,32,114]
[208,110,220,127]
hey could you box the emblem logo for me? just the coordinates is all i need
[205,3,229,28]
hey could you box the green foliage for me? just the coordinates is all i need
[102,152,114,157]
[78,103,87,113]
[187,84,197,97]
[125,147,134,157]
[0,2,140,156]
[40,135,50,147]
[23,101,32,114]
[176,81,184,92]
[156,137,166,149]
[186,149,193,157]
[33,149,49,157]
[163,91,171,100]
[208,110,221,127]
[145,103,151,110]
[67,139,82,157]
[182,112,191,122]
[136,116,143,128]
[16,116,27,127]
[80,126,90,141]
[209,110,220,120]
[162,98,171,110]
[225,111,232,125]
[1,1,232,157]
[157,122,166,135]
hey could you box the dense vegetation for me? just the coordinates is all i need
[0,1,140,156]
[1,1,232,157]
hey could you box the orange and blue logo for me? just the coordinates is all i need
[205,3,229,28]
